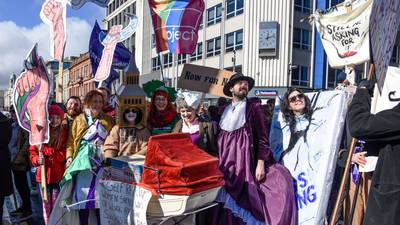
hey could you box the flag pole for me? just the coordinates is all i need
[329,64,374,225]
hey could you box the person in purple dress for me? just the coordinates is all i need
[214,73,297,225]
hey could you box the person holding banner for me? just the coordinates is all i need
[214,73,296,225]
[29,104,67,224]
[172,91,217,156]
[347,81,400,225]
[148,87,179,135]
[0,112,13,223]
[63,90,114,225]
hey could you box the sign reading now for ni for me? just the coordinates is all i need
[178,64,234,97]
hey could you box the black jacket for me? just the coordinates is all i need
[347,88,400,225]
[0,112,13,197]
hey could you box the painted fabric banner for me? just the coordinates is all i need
[13,44,50,146]
[270,90,350,225]
[148,0,205,54]
[313,0,372,68]
[69,0,110,9]
[89,21,132,87]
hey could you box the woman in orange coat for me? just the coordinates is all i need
[29,104,68,224]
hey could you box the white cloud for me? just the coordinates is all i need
[0,17,92,90]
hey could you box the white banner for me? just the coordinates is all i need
[270,90,350,225]
[314,0,372,68]
[371,66,400,114]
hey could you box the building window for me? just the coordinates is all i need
[293,28,310,50]
[178,54,187,65]
[207,4,222,26]
[294,0,311,14]
[327,67,343,88]
[291,66,310,87]
[152,57,161,71]
[226,0,244,19]
[206,37,221,57]
[152,34,156,48]
[163,53,173,67]
[330,0,344,7]
[190,42,203,61]
[225,29,243,52]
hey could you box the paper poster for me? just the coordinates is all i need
[369,0,400,91]
[313,0,372,68]
[94,14,138,82]
[40,0,67,61]
[178,64,234,97]
[13,44,50,145]
[371,66,400,114]
[69,0,110,9]
[270,90,350,225]
[99,180,135,225]
[132,186,152,225]
[148,0,205,54]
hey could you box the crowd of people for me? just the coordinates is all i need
[0,73,398,225]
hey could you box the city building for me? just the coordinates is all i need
[105,0,400,99]
[46,59,72,102]
[4,73,17,110]
[0,90,5,111]
[68,52,96,101]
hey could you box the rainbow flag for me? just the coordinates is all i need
[148,0,205,54]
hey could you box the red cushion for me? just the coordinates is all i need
[139,133,224,195]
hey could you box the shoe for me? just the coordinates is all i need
[10,207,23,216]
[18,210,33,222]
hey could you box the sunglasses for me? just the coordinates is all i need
[289,93,305,103]
[125,109,138,113]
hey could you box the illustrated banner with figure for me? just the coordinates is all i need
[13,44,51,146]
[270,90,350,225]
[313,0,372,68]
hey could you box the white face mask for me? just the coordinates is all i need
[124,111,137,124]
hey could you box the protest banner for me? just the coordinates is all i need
[89,21,132,88]
[313,0,372,68]
[69,0,110,9]
[270,90,350,225]
[178,64,234,97]
[371,66,400,114]
[148,0,205,54]
[94,14,138,84]
[369,0,400,91]
[133,186,152,225]
[99,180,135,225]
[13,44,51,201]
[40,0,67,61]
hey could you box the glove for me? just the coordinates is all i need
[358,79,376,96]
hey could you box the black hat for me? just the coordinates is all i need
[223,73,255,97]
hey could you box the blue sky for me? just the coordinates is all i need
[0,0,105,28]
[0,0,107,89]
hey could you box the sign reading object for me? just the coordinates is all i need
[178,64,234,97]
[369,0,400,92]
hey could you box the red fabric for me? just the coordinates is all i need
[140,133,224,195]
[29,126,68,184]
[148,91,176,128]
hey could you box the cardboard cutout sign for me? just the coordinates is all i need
[13,44,50,146]
[371,66,400,114]
[40,0,67,61]
[94,15,138,82]
[369,0,400,91]
[178,64,234,97]
[314,0,372,68]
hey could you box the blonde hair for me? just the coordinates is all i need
[84,90,104,107]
